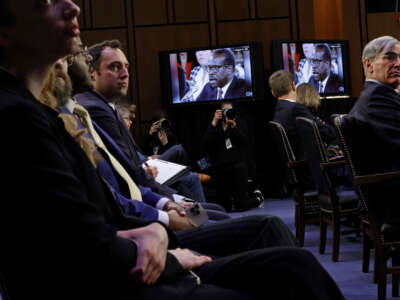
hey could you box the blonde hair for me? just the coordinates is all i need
[296,83,321,109]
[39,65,101,168]
[39,69,58,109]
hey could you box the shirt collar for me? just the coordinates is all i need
[279,98,296,103]
[220,77,234,99]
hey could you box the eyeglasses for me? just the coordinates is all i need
[66,46,92,66]
[206,65,229,73]
[381,51,400,62]
[310,58,327,66]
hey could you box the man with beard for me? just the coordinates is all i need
[308,44,344,94]
[350,35,400,228]
[197,48,250,101]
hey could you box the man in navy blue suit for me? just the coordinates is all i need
[196,48,251,101]
[350,35,400,228]
[308,44,344,94]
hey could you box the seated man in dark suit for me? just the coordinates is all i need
[196,48,251,101]
[308,44,344,94]
[350,35,400,228]
[269,70,337,159]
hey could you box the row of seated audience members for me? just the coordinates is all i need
[0,3,346,298]
[269,34,400,232]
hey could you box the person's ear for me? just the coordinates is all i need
[291,81,296,92]
[364,58,374,75]
[271,89,276,98]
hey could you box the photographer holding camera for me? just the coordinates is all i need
[204,101,262,212]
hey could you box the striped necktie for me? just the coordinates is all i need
[73,104,143,201]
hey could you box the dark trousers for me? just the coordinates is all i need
[195,247,345,300]
[215,161,258,212]
[175,215,298,257]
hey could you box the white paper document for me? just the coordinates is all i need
[143,158,189,186]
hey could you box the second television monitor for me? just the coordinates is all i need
[271,40,351,97]
[159,42,264,105]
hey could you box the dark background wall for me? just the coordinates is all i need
[75,0,400,196]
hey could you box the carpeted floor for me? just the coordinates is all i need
[230,198,394,300]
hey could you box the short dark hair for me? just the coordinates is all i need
[269,70,293,98]
[213,48,235,68]
[221,100,233,108]
[314,44,331,62]
[88,39,122,70]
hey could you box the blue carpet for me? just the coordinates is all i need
[230,198,395,300]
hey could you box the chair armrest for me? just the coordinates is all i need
[354,170,400,185]
[320,160,345,170]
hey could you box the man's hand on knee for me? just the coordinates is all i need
[169,248,212,269]
[117,223,168,284]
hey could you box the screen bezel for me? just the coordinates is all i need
[270,39,352,97]
[159,42,264,107]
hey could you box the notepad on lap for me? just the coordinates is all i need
[144,159,189,186]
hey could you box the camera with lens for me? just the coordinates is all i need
[222,108,236,122]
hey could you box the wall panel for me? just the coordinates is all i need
[366,12,400,41]
[91,0,126,28]
[135,24,210,120]
[218,19,292,70]
[133,0,168,26]
[215,0,250,21]
[257,0,290,18]
[175,0,208,23]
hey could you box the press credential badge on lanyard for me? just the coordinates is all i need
[225,138,233,150]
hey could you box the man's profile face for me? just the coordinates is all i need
[195,50,212,66]
[311,50,330,82]
[53,58,73,106]
[92,47,130,98]
[366,44,400,88]
[208,56,232,88]
[2,0,80,63]
[68,40,93,88]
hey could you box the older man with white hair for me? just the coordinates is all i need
[350,35,400,228]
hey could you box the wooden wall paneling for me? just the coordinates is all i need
[80,29,129,54]
[135,24,210,121]
[215,0,250,21]
[359,0,367,45]
[217,19,292,71]
[290,0,298,39]
[167,0,174,23]
[256,0,290,18]
[313,0,344,39]
[342,0,363,97]
[133,0,168,26]
[249,0,256,19]
[74,0,84,29]
[90,0,126,28]
[84,0,92,29]
[175,0,208,23]
[367,12,400,41]
[208,0,217,45]
[296,0,315,39]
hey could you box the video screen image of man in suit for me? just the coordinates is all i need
[196,48,252,101]
[308,44,344,94]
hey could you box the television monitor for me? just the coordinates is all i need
[270,40,351,97]
[159,42,265,106]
